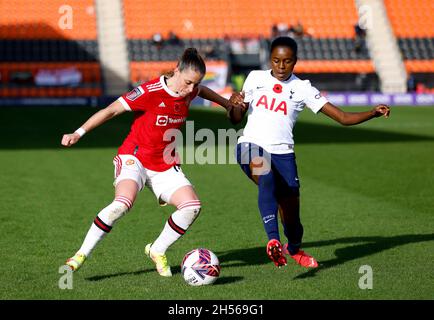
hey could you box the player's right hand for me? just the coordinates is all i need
[61,133,81,147]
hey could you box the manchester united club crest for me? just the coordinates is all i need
[126,159,135,165]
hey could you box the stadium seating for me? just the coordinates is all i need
[1,0,432,97]
[0,0,97,40]
[124,0,433,91]
[398,38,434,60]
[123,0,358,39]
[123,0,372,83]
[130,61,177,85]
[0,0,101,97]
[384,0,433,38]
[0,63,102,97]
[128,39,228,62]
[295,60,374,73]
[384,0,434,76]
[0,40,99,62]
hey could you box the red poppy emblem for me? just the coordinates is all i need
[174,103,181,113]
[273,84,283,94]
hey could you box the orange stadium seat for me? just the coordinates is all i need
[130,60,375,83]
[130,61,177,84]
[0,1,102,97]
[384,0,434,38]
[294,60,374,73]
[130,60,236,85]
[0,0,97,39]
[385,1,433,73]
[123,0,359,39]
[405,60,434,73]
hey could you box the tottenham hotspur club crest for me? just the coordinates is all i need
[289,90,295,99]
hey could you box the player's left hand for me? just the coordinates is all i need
[372,104,390,118]
[230,92,248,111]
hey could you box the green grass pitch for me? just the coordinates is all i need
[0,105,433,300]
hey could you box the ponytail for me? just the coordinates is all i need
[178,48,206,75]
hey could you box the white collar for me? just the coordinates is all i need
[160,75,181,97]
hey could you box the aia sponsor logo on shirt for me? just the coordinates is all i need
[256,95,288,115]
[126,87,143,101]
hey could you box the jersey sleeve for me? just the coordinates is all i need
[242,72,255,104]
[118,85,149,111]
[301,80,328,114]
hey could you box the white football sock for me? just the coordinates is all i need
[151,201,201,254]
[77,197,132,256]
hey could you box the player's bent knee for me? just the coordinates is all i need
[180,205,202,221]
[103,196,134,225]
[177,200,202,223]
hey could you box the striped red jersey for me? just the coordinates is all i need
[117,76,198,172]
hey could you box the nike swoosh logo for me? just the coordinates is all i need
[263,218,274,223]
[256,86,264,89]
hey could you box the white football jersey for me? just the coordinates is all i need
[238,70,328,154]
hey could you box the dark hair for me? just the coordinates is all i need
[270,37,298,58]
[178,48,206,75]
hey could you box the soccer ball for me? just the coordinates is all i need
[181,248,220,286]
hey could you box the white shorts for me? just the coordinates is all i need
[113,154,192,204]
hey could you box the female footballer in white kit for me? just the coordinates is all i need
[62,48,241,277]
[229,37,390,268]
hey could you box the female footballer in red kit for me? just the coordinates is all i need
[62,48,241,277]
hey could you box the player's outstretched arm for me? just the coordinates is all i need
[198,85,247,124]
[61,99,126,147]
[198,85,232,109]
[320,102,390,126]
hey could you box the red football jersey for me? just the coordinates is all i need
[117,76,198,172]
